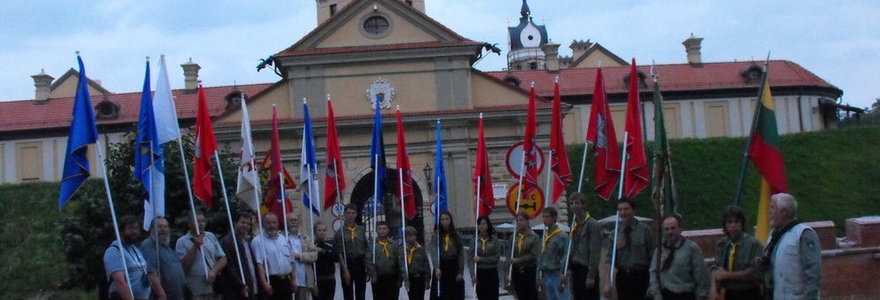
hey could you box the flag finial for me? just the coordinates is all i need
[554,75,559,83]
[75,50,81,56]
[396,105,400,111]
[530,81,535,88]
[303,97,307,104]
[145,56,150,61]
[326,93,331,101]
[597,60,603,68]
[479,112,484,118]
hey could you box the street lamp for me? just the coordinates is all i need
[423,163,433,193]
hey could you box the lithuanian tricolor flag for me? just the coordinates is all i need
[748,70,789,241]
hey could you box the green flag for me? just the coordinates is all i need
[650,66,677,217]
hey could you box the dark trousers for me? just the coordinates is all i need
[661,289,695,300]
[371,274,400,300]
[430,258,465,300]
[511,265,537,300]
[264,274,292,300]
[408,273,428,300]
[724,287,762,300]
[475,267,499,300]
[615,268,649,300]
[342,258,367,300]
[314,278,335,300]
[570,263,599,300]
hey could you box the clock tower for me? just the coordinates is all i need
[507,0,549,70]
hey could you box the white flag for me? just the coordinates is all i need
[236,96,260,212]
[153,55,182,144]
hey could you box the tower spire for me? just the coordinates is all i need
[520,0,531,18]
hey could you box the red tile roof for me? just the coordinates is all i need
[0,83,273,133]
[486,60,841,98]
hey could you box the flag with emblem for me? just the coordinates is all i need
[134,60,165,229]
[549,79,572,203]
[473,114,494,217]
[623,59,649,198]
[236,94,260,212]
[192,85,217,206]
[585,68,621,200]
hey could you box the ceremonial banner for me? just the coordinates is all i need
[585,69,621,200]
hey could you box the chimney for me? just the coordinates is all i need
[181,58,201,90]
[682,33,703,64]
[569,39,592,61]
[31,69,54,103]
[542,43,561,72]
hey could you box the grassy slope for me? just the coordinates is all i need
[570,126,880,232]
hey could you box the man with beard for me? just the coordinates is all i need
[141,217,186,300]
[647,215,710,300]
[219,211,258,300]
[176,211,227,300]
[103,215,166,300]
[762,193,822,300]
[251,212,295,300]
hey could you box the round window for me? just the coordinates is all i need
[363,16,389,35]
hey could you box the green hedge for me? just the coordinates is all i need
[567,126,880,232]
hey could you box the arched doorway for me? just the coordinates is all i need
[349,169,425,243]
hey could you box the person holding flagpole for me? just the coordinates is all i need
[335,203,368,300]
[286,212,318,300]
[176,211,227,300]
[601,198,654,300]
[251,212,295,300]
[141,217,186,300]
[508,211,539,300]
[469,216,501,300]
[429,211,465,300]
[104,215,166,300]
[565,192,601,300]
[538,207,569,300]
[403,226,431,300]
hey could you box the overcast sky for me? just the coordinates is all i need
[1,0,877,108]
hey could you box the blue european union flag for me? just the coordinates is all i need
[59,55,99,209]
[369,96,387,208]
[433,120,448,223]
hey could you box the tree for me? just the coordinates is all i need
[59,127,242,292]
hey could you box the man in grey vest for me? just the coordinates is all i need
[762,193,822,300]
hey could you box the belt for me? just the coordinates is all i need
[617,267,648,275]
[269,273,290,280]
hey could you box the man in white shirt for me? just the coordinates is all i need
[287,213,317,300]
[251,212,295,300]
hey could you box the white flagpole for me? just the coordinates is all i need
[241,93,269,283]
[95,139,135,300]
[540,149,553,282]
[507,153,527,280]
[609,131,630,282]
[148,140,161,279]
[398,166,410,281]
[213,151,247,284]
[249,159,269,283]
[280,172,290,244]
[577,142,591,193]
[473,176,481,283]
[176,137,210,280]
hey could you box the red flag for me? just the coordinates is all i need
[324,98,346,210]
[522,84,541,188]
[623,59,649,197]
[585,69,621,200]
[549,79,572,203]
[193,85,217,206]
[395,108,416,219]
[473,114,495,217]
[262,106,294,217]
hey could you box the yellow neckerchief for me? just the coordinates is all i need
[727,242,737,271]
[571,212,592,237]
[443,234,451,252]
[346,226,357,241]
[542,226,563,252]
[378,239,391,259]
[516,233,525,253]
[407,243,421,265]
[480,237,489,252]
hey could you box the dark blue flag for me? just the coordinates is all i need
[134,60,165,230]
[369,96,387,210]
[59,55,99,209]
[433,120,448,223]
